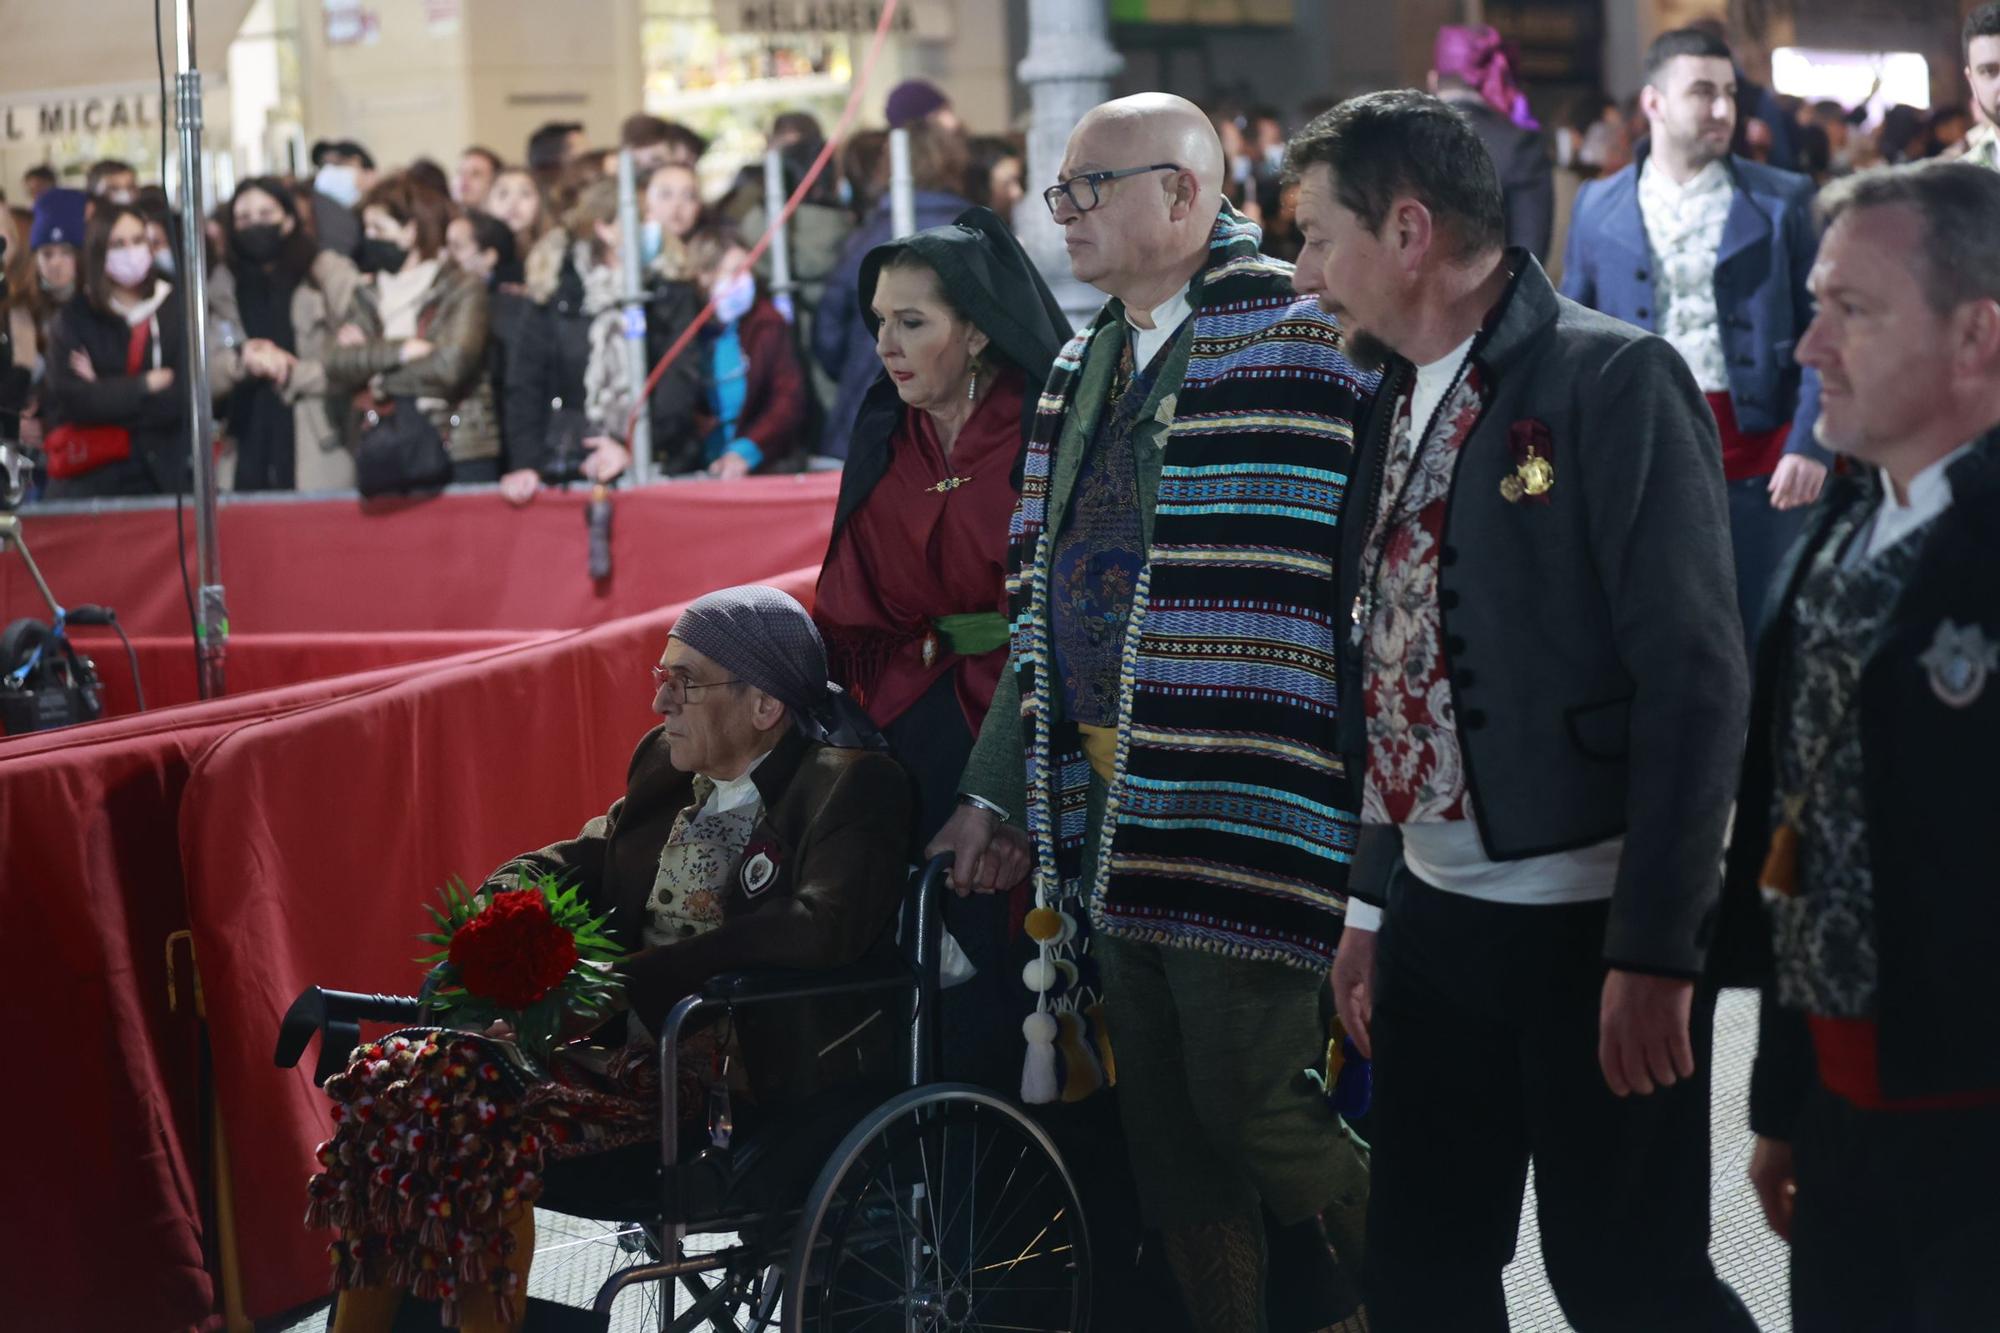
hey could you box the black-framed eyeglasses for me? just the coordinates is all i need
[1043,163,1183,218]
[650,664,742,705]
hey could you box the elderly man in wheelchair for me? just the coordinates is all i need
[280,585,1090,1332]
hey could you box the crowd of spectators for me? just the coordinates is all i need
[8,21,1997,504]
[0,79,1039,502]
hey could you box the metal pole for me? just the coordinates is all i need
[761,148,795,323]
[614,147,654,485]
[888,127,916,239]
[175,0,227,698]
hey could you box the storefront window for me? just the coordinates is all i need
[641,0,855,190]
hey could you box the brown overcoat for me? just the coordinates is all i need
[489,723,915,1100]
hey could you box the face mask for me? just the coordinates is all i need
[836,176,854,208]
[107,189,135,206]
[315,163,360,208]
[104,243,155,289]
[39,275,73,301]
[711,269,755,324]
[153,247,176,278]
[234,223,286,264]
[640,219,665,267]
[357,237,408,275]
[1263,143,1286,173]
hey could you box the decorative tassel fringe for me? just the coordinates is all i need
[308,1030,548,1328]
[1055,1010,1103,1102]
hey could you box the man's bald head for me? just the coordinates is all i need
[1055,93,1227,309]
[1069,93,1226,200]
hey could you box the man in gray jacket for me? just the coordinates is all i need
[1291,91,1755,1331]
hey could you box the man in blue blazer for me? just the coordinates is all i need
[1562,26,1831,644]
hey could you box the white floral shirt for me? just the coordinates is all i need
[1359,351,1485,827]
[1638,157,1734,393]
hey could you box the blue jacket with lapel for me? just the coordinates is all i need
[1560,146,1827,463]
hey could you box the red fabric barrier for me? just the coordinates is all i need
[2,473,839,637]
[0,640,556,1333]
[60,629,540,718]
[180,569,819,1321]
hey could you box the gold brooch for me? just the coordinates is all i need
[1501,453,1554,503]
[927,475,969,494]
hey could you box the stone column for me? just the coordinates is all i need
[1014,0,1124,327]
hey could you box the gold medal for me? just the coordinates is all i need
[1520,454,1554,496]
[1499,475,1525,502]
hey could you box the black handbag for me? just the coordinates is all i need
[354,393,453,496]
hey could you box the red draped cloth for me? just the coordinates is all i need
[816,367,1024,733]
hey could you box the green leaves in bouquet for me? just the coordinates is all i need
[415,869,628,1063]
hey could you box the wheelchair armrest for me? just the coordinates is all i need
[700,956,914,1005]
[275,986,424,1086]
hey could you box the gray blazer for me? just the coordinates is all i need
[1337,257,1748,977]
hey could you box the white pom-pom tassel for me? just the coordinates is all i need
[1022,958,1058,993]
[1021,1010,1059,1104]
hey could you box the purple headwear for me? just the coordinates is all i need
[1434,25,1539,131]
[670,585,882,748]
[885,79,951,131]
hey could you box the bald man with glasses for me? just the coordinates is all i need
[930,93,1378,1333]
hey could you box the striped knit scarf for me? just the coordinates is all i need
[1009,206,1379,989]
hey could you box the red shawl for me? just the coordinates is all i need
[816,366,1025,732]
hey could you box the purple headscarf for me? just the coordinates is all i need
[1435,25,1539,130]
[670,585,881,748]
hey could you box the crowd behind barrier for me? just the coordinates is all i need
[3,63,1983,503]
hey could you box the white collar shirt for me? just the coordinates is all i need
[1846,443,1977,569]
[1126,283,1193,373]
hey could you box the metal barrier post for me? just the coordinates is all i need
[615,148,655,484]
[763,149,795,323]
[888,127,916,239]
[174,0,227,698]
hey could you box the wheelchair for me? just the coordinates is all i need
[276,854,1092,1332]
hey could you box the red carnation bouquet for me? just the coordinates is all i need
[417,872,624,1063]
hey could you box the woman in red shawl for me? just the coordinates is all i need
[814,206,1068,1090]
[815,207,1067,840]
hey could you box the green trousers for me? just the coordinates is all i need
[1095,933,1370,1233]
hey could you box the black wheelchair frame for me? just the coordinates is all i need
[276,853,1094,1332]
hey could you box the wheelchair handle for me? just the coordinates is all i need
[275,985,423,1086]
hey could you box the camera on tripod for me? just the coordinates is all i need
[0,235,113,735]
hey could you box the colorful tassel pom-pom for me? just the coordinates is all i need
[1021,1011,1059,1104]
[1024,907,1064,943]
[1055,1010,1103,1103]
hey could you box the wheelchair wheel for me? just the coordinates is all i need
[784,1084,1090,1332]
